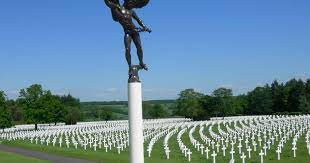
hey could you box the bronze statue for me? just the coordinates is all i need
[104,0,151,73]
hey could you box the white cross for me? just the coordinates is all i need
[263,144,268,156]
[245,139,249,148]
[104,144,108,152]
[200,145,205,155]
[267,140,271,149]
[238,143,242,154]
[197,142,201,151]
[253,142,257,151]
[259,150,264,163]
[211,151,217,163]
[165,149,170,159]
[240,152,246,163]
[93,143,97,151]
[276,147,281,160]
[187,149,192,162]
[117,145,121,154]
[292,146,297,158]
[83,142,87,150]
[222,145,227,156]
[216,143,220,152]
[258,138,262,146]
[211,141,215,149]
[247,146,252,158]
[147,148,152,157]
[98,141,102,149]
[230,149,235,160]
[205,147,210,159]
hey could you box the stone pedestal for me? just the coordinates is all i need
[128,65,144,163]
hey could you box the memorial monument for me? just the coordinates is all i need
[104,0,152,162]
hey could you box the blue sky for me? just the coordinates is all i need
[0,0,309,101]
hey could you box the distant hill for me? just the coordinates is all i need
[80,100,176,121]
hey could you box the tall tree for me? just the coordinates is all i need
[298,95,310,114]
[41,91,67,125]
[0,91,12,131]
[271,81,287,112]
[212,88,233,98]
[200,95,215,118]
[6,100,23,122]
[233,95,248,115]
[176,89,205,120]
[212,88,234,117]
[18,84,45,130]
[66,107,81,125]
[61,94,81,125]
[285,79,305,112]
[306,79,310,100]
[247,85,273,115]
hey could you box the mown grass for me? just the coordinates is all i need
[0,150,49,163]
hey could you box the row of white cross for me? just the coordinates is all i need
[1,115,310,163]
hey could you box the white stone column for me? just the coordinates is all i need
[128,82,144,163]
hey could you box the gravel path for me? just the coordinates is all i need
[0,144,96,163]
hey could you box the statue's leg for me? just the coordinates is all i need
[124,33,132,67]
[132,33,146,68]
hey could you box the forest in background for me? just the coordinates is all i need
[0,78,309,130]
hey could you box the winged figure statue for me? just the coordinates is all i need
[104,0,151,71]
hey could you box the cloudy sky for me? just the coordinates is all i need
[0,0,309,101]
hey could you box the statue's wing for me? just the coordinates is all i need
[124,0,150,9]
[104,0,121,22]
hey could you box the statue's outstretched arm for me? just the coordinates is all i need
[104,0,119,9]
[132,11,147,29]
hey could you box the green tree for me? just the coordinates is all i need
[150,104,168,118]
[66,107,81,125]
[41,91,67,125]
[306,79,310,100]
[285,79,305,112]
[6,100,23,122]
[100,110,115,121]
[212,88,233,98]
[271,81,287,113]
[142,103,153,119]
[200,95,214,118]
[247,85,273,115]
[212,88,234,117]
[176,89,206,120]
[233,95,248,115]
[18,84,45,130]
[61,94,81,125]
[298,95,310,113]
[0,91,12,131]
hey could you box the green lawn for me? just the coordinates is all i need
[0,150,49,163]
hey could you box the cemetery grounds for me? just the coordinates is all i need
[1,116,310,163]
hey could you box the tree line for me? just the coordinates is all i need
[0,84,81,130]
[174,78,310,120]
[1,78,309,130]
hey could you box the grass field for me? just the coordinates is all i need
[3,120,310,163]
[0,150,49,163]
